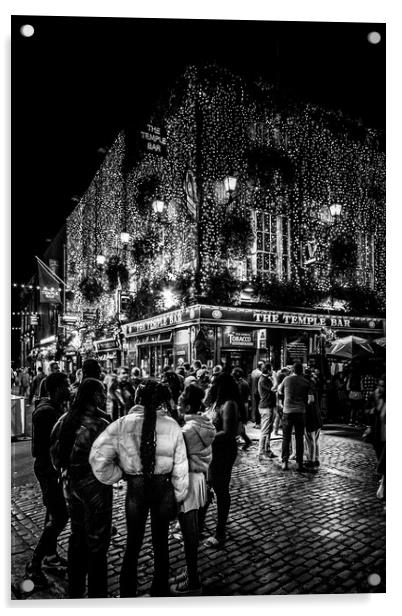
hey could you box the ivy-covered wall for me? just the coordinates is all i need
[66,64,385,330]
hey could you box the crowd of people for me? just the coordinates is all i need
[18,356,386,598]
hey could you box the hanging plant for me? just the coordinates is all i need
[131,226,161,263]
[204,267,242,305]
[221,208,254,260]
[136,174,159,214]
[329,236,358,277]
[79,276,103,303]
[246,146,296,188]
[105,255,129,291]
[126,279,157,321]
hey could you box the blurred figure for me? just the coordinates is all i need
[248,361,263,428]
[110,366,136,419]
[51,378,112,598]
[29,366,46,405]
[171,383,215,596]
[231,368,252,451]
[203,373,239,549]
[278,362,311,471]
[82,358,102,381]
[26,373,71,589]
[304,368,323,468]
[346,364,363,426]
[90,380,189,597]
[70,368,83,398]
[19,367,31,397]
[257,363,277,460]
[130,366,143,390]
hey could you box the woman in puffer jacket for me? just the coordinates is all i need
[171,382,216,596]
[89,379,188,597]
[50,378,112,598]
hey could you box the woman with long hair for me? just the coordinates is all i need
[89,379,188,597]
[50,378,112,598]
[202,371,239,549]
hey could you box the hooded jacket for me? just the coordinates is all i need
[89,405,189,503]
[182,414,216,473]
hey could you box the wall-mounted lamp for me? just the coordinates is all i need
[329,203,342,219]
[96,254,106,266]
[152,199,165,214]
[224,176,237,195]
[120,231,131,245]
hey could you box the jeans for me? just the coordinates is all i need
[31,464,69,570]
[251,394,261,425]
[120,474,177,597]
[65,477,113,598]
[258,407,275,454]
[305,428,321,462]
[281,413,305,464]
[208,438,238,541]
[178,509,200,587]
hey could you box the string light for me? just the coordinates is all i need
[66,64,385,328]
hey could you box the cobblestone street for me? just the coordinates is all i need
[11,425,385,600]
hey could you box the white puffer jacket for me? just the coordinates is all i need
[182,414,216,473]
[89,406,189,503]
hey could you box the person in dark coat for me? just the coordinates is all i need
[50,378,112,598]
[25,372,71,588]
[304,368,323,468]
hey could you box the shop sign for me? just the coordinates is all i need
[95,338,119,352]
[222,330,255,347]
[61,313,79,325]
[125,308,189,335]
[140,124,167,156]
[98,352,117,361]
[287,341,308,360]
[83,309,98,324]
[30,315,39,326]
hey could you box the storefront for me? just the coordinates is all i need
[123,304,385,376]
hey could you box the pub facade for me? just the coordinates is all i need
[65,65,385,370]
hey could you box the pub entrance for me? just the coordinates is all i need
[220,349,255,377]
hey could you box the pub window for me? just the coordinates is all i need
[252,211,290,280]
[357,232,375,289]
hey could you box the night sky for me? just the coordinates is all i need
[11,16,385,282]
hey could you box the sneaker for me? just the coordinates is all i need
[25,563,50,590]
[281,461,289,470]
[296,462,305,472]
[42,553,68,569]
[265,451,277,459]
[204,536,225,549]
[304,461,315,468]
[171,578,202,596]
[169,569,187,585]
[313,460,320,468]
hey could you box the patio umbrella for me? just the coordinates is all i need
[326,335,374,360]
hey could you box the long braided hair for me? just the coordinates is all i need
[136,379,171,477]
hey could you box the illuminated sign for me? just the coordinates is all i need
[140,124,167,155]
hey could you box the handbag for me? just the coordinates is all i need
[349,391,362,401]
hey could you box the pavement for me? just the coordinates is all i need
[10,422,386,600]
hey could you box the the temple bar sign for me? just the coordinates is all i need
[254,312,353,328]
[140,124,167,155]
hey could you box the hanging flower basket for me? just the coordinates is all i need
[105,256,129,291]
[79,276,104,303]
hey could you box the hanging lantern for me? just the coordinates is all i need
[152,199,165,214]
[120,231,131,245]
[223,175,237,194]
